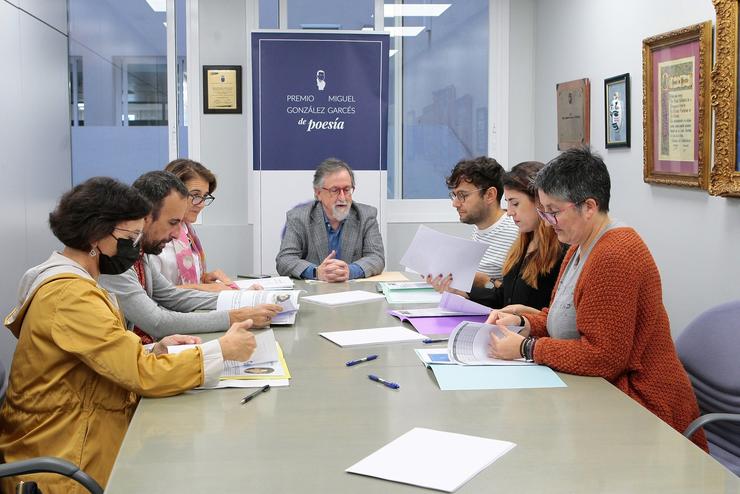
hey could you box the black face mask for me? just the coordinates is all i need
[99,237,141,275]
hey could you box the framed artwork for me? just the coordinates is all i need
[711,0,740,196]
[642,21,712,188]
[556,78,590,150]
[604,73,630,148]
[203,65,242,114]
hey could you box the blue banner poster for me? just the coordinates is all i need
[252,32,390,171]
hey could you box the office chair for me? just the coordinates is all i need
[0,360,103,494]
[676,300,740,476]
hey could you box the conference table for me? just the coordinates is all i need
[106,280,740,493]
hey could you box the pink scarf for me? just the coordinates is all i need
[173,223,207,284]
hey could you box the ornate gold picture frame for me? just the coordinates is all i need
[642,21,712,189]
[711,0,740,196]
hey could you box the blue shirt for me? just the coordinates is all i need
[300,210,365,280]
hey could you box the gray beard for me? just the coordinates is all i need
[332,203,350,222]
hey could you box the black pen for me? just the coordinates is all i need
[240,384,271,404]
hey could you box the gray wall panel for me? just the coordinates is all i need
[19,0,68,34]
[0,1,70,382]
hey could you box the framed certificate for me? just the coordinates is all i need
[711,0,740,196]
[556,78,590,151]
[642,22,712,189]
[203,65,242,114]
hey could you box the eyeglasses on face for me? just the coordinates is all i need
[188,193,215,206]
[448,187,487,203]
[112,227,144,246]
[536,201,583,226]
[321,186,355,197]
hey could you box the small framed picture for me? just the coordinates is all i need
[604,73,630,148]
[203,65,242,114]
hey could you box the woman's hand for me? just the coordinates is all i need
[219,319,257,362]
[488,325,525,360]
[424,274,468,297]
[152,334,202,356]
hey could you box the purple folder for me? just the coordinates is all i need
[388,311,488,336]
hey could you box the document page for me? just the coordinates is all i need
[216,289,300,324]
[301,290,385,306]
[346,427,516,493]
[319,326,425,347]
[448,321,532,366]
[234,276,294,290]
[399,225,489,292]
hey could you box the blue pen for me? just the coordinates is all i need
[368,374,400,389]
[423,338,448,344]
[346,354,379,366]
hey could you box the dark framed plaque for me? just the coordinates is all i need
[203,65,242,114]
[604,73,630,148]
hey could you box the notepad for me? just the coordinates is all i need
[346,427,516,492]
[301,290,385,306]
[319,326,425,347]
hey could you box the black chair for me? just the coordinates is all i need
[0,359,103,494]
[676,300,740,475]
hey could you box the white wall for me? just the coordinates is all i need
[0,1,71,381]
[533,0,735,334]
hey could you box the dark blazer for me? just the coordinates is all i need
[275,201,385,278]
[468,243,567,310]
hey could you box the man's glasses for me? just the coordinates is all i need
[536,201,583,226]
[189,193,215,206]
[321,186,355,197]
[113,227,143,246]
[448,187,487,202]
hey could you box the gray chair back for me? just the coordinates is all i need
[675,300,740,475]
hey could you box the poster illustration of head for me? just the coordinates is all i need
[252,32,390,171]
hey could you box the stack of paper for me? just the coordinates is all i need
[301,290,385,306]
[234,276,294,290]
[399,225,489,292]
[167,330,292,388]
[216,289,301,324]
[379,281,441,304]
[346,427,516,492]
[447,321,531,366]
[388,292,491,335]
[319,326,426,347]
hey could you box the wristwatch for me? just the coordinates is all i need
[484,279,495,290]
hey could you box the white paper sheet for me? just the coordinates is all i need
[167,330,279,365]
[301,290,385,306]
[448,321,532,366]
[319,326,425,347]
[346,427,516,492]
[216,289,300,324]
[234,276,294,290]
[399,225,489,292]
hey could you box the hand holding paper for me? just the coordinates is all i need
[400,225,488,292]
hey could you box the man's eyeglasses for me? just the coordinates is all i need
[536,201,583,226]
[321,186,355,197]
[449,187,487,202]
[189,193,215,206]
[113,227,143,247]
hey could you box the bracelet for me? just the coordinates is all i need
[517,314,525,327]
[519,337,527,358]
[523,336,537,362]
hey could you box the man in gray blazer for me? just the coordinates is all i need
[100,171,281,344]
[276,158,385,282]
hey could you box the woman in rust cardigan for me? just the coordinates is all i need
[486,147,705,448]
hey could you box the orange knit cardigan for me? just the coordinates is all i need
[526,227,706,449]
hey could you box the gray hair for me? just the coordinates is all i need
[534,147,610,212]
[313,158,355,189]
